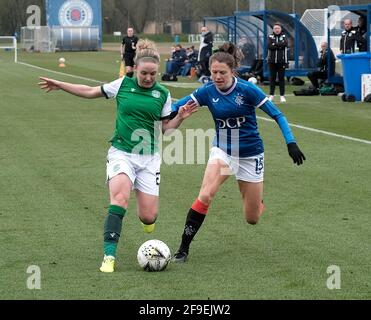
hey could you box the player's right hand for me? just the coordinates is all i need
[178,100,198,120]
[38,77,61,92]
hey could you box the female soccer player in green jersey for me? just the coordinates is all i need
[39,40,197,272]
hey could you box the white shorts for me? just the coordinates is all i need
[106,146,161,196]
[208,147,264,183]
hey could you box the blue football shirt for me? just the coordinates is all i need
[173,77,295,157]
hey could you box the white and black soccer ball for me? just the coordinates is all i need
[137,239,171,272]
[248,77,258,84]
[59,57,65,64]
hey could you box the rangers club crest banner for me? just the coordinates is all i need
[45,0,102,41]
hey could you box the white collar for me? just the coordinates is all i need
[215,77,237,95]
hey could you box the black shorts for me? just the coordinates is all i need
[123,53,135,67]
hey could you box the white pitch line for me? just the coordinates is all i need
[17,61,104,84]
[16,61,371,145]
[257,116,371,145]
[160,82,201,89]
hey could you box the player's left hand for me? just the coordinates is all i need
[287,142,306,165]
[178,100,198,120]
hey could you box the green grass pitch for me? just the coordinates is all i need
[0,49,370,299]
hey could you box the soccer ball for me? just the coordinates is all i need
[137,239,171,272]
[248,77,258,84]
[59,57,65,64]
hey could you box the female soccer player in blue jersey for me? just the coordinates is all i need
[171,43,305,262]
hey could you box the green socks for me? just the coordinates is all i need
[103,205,126,257]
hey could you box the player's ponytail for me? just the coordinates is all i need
[134,39,160,65]
[209,41,244,70]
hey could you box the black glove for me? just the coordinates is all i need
[287,142,306,165]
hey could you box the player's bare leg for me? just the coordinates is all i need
[198,159,231,206]
[136,190,158,233]
[238,181,264,225]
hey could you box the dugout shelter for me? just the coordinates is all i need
[204,10,318,78]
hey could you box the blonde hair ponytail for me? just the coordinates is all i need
[134,39,160,65]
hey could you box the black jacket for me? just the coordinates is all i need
[318,48,336,75]
[267,32,288,64]
[186,50,198,67]
[171,49,187,65]
[355,26,367,52]
[340,28,358,54]
[199,31,213,61]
